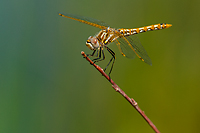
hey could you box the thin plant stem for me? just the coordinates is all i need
[81,51,160,133]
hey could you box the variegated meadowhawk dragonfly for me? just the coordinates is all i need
[59,13,172,76]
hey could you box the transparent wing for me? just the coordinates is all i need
[115,38,136,59]
[116,35,152,65]
[59,13,109,29]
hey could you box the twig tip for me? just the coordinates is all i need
[81,51,85,55]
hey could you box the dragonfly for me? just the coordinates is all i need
[59,13,172,77]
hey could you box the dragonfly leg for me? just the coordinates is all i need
[92,47,105,63]
[87,49,96,57]
[86,50,97,65]
[104,46,116,77]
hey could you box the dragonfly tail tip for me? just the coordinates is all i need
[166,24,172,28]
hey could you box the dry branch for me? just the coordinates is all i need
[81,51,160,133]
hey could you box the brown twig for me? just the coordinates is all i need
[81,51,160,133]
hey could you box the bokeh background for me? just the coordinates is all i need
[1,0,200,132]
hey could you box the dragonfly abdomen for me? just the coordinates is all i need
[118,23,172,36]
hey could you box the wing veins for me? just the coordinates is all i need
[59,13,108,29]
[116,34,152,65]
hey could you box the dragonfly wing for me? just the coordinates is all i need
[116,35,152,65]
[59,13,109,29]
[115,38,136,59]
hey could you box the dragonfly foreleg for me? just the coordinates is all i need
[87,49,96,57]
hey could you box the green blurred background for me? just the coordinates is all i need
[0,0,200,132]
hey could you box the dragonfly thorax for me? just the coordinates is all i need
[86,36,100,50]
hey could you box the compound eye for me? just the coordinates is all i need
[91,38,99,48]
[91,38,97,45]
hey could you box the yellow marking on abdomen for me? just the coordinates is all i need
[136,28,140,33]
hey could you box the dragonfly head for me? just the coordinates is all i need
[86,36,99,50]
